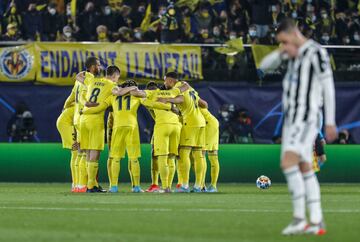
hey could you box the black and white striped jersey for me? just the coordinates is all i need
[282,40,336,127]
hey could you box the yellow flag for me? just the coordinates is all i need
[71,0,76,18]
[251,45,278,68]
[214,38,244,55]
[140,3,152,31]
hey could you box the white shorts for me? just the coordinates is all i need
[281,121,318,163]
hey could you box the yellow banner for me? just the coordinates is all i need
[0,44,36,82]
[251,45,278,69]
[34,42,202,85]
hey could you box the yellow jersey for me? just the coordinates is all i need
[145,89,181,125]
[173,84,205,127]
[200,108,219,127]
[82,76,116,124]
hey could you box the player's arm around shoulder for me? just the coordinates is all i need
[82,96,112,115]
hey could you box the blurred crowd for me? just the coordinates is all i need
[1,0,360,45]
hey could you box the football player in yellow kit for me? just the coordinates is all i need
[83,79,175,192]
[200,107,220,192]
[56,86,77,192]
[143,81,181,193]
[157,73,208,193]
[80,61,118,193]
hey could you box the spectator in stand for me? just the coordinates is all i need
[351,30,360,45]
[1,22,22,41]
[130,1,147,28]
[192,4,214,36]
[133,27,143,42]
[228,0,249,35]
[77,2,99,41]
[247,25,259,44]
[317,8,333,41]
[160,5,180,43]
[99,4,126,40]
[116,26,134,42]
[23,3,42,41]
[270,2,285,29]
[57,25,76,42]
[2,1,22,34]
[212,24,226,43]
[96,25,109,42]
[249,0,271,38]
[42,3,64,41]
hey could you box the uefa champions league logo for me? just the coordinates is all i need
[0,47,32,79]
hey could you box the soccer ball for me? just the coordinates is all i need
[256,175,271,189]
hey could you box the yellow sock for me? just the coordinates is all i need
[168,156,176,189]
[157,155,169,189]
[128,160,133,187]
[209,153,220,188]
[87,161,99,189]
[74,151,81,187]
[130,159,141,186]
[201,155,207,188]
[70,150,78,187]
[151,156,159,185]
[192,150,205,188]
[107,157,113,186]
[78,154,88,187]
[176,158,183,185]
[111,158,120,187]
[179,148,191,187]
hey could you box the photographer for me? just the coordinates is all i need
[7,102,37,142]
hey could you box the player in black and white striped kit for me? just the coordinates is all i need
[260,18,337,236]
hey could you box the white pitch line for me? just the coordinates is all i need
[0,206,359,214]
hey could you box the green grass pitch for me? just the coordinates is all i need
[0,183,359,242]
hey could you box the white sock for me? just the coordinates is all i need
[284,166,306,220]
[303,170,323,224]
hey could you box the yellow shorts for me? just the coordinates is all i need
[80,121,105,150]
[56,109,75,149]
[180,126,205,148]
[74,123,81,143]
[205,124,219,151]
[153,123,181,156]
[110,126,141,159]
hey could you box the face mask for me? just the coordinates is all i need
[49,8,56,15]
[249,30,257,37]
[202,32,209,39]
[134,32,141,39]
[168,9,175,16]
[213,30,220,36]
[345,38,350,44]
[98,32,106,39]
[230,34,236,39]
[66,6,71,16]
[271,33,275,38]
[201,11,209,18]
[312,15,317,22]
[322,13,327,19]
[159,9,166,16]
[64,32,72,38]
[221,111,229,118]
[138,6,145,13]
[11,7,16,14]
[291,11,297,18]
[354,34,360,41]
[307,0,312,3]
[8,29,16,36]
[322,35,329,42]
[105,7,111,15]
[271,6,277,12]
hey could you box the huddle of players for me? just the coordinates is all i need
[56,56,220,193]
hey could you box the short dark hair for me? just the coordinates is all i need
[120,79,137,88]
[276,18,297,35]
[146,81,158,90]
[85,57,98,70]
[106,65,120,76]
[165,71,178,80]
